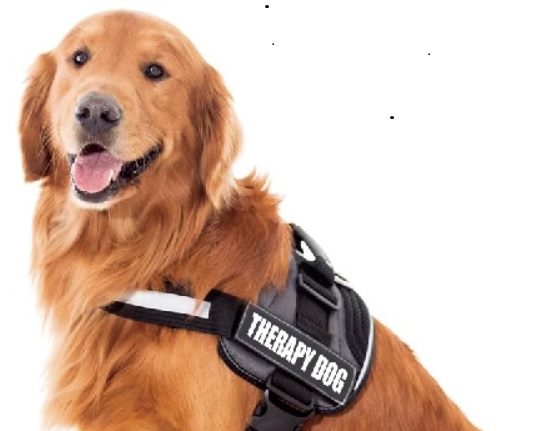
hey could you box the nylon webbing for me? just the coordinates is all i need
[248,225,338,430]
[103,288,244,337]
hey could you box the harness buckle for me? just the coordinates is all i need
[249,377,314,431]
[298,272,339,310]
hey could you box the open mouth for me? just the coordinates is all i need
[68,143,162,204]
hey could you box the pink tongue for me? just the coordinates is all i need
[72,152,123,193]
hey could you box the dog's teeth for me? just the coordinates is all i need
[111,167,121,182]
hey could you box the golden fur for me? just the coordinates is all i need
[20,11,478,430]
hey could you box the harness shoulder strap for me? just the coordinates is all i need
[246,225,340,430]
[104,288,245,337]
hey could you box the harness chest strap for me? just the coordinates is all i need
[102,225,375,431]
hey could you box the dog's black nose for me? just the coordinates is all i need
[75,92,122,134]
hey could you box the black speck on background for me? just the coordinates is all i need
[390,116,395,119]
[265,4,270,8]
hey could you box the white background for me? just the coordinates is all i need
[1,0,545,429]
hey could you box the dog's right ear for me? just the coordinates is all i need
[19,53,56,181]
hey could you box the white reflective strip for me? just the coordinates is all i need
[355,312,375,389]
[118,291,211,319]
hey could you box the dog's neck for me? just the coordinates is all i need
[33,174,292,329]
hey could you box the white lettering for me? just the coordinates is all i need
[290,341,307,365]
[280,336,297,362]
[322,362,338,387]
[247,313,263,338]
[264,324,279,349]
[272,329,288,354]
[246,314,348,393]
[311,354,328,380]
[254,318,271,344]
[332,368,348,394]
[301,347,316,372]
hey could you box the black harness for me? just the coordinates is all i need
[103,225,374,431]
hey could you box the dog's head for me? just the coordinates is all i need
[20,11,240,210]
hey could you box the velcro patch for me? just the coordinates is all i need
[234,304,356,404]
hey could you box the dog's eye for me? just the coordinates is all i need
[72,50,89,67]
[144,63,166,80]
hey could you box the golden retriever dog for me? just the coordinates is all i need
[20,10,478,431]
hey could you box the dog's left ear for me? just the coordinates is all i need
[19,53,56,182]
[191,64,242,208]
